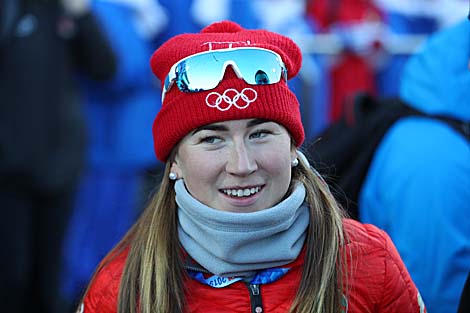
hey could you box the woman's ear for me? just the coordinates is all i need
[170,159,182,179]
[291,147,298,162]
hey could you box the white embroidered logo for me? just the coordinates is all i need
[205,88,257,111]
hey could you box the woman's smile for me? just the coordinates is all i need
[221,185,263,198]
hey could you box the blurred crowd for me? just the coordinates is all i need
[0,0,468,313]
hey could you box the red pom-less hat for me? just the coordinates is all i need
[150,20,304,162]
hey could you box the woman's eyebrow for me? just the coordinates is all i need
[191,124,228,135]
[246,119,270,128]
[191,119,271,136]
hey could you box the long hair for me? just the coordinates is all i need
[289,151,348,313]
[83,151,348,313]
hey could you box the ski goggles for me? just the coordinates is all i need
[161,47,288,102]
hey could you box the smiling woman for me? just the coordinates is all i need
[79,20,426,313]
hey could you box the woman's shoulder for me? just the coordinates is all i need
[341,218,426,312]
[342,218,392,252]
[341,218,405,269]
[81,247,130,312]
[341,218,408,291]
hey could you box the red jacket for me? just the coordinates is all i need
[82,219,426,312]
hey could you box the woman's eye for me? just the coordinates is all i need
[200,136,222,144]
[250,130,270,139]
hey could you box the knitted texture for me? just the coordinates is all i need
[150,20,304,162]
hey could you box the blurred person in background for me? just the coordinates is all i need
[372,0,468,97]
[306,0,467,125]
[306,0,383,123]
[359,18,470,313]
[0,0,115,312]
[59,0,168,309]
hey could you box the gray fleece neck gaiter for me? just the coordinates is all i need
[175,179,309,277]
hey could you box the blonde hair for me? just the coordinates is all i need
[83,151,348,313]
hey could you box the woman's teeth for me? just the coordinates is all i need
[223,186,260,197]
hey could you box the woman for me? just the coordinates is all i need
[80,21,425,313]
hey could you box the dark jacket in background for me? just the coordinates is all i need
[0,1,116,312]
[0,0,116,192]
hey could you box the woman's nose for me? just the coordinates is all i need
[225,141,257,176]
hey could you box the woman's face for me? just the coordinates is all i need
[171,119,296,213]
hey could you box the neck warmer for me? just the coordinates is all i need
[175,180,309,277]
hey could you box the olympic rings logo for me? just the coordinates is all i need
[205,88,257,111]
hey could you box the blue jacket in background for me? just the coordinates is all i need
[60,0,165,302]
[81,1,162,170]
[360,19,470,313]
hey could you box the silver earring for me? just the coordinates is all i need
[291,158,299,167]
[169,172,177,180]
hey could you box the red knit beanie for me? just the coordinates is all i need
[150,20,304,162]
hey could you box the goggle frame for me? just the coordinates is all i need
[161,47,288,102]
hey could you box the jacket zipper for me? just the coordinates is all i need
[184,264,211,274]
[248,284,264,313]
[185,261,265,312]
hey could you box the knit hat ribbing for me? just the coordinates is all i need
[150,20,304,162]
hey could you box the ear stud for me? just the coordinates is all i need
[291,158,299,167]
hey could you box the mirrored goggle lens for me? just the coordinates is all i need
[162,48,287,101]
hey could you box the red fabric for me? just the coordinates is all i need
[306,0,381,123]
[150,20,304,162]
[330,52,376,121]
[307,0,382,29]
[82,219,426,312]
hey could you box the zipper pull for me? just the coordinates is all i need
[248,284,264,313]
